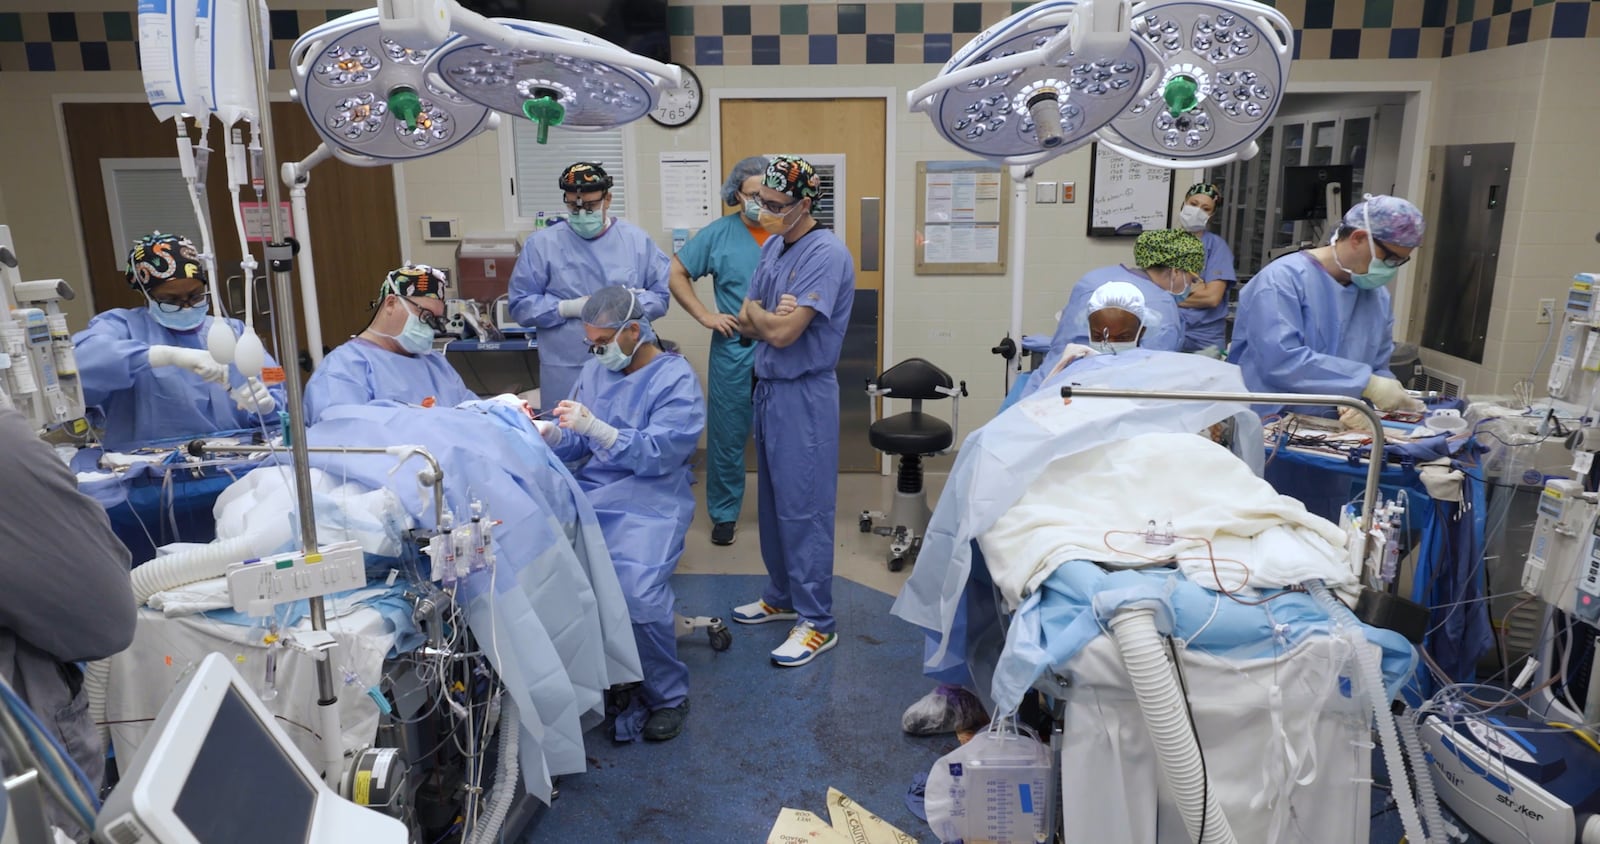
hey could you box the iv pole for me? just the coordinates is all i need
[244,0,345,787]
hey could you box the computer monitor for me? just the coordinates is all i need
[1281,165,1353,223]
[94,653,405,844]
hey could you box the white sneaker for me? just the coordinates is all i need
[770,622,837,667]
[732,599,799,625]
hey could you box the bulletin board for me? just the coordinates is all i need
[1086,143,1175,237]
[914,161,1009,275]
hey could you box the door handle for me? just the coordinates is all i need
[254,274,273,317]
[225,274,245,316]
[860,197,881,272]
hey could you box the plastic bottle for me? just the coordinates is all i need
[535,211,546,230]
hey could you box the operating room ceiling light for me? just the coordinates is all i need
[909,0,1292,169]
[292,10,492,162]
[1098,0,1292,167]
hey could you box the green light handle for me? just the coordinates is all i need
[388,87,422,131]
[1163,75,1200,118]
[522,97,566,145]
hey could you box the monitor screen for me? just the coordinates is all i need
[446,349,541,398]
[172,688,318,844]
[1281,165,1354,223]
[452,0,670,63]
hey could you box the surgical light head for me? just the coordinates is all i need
[1099,0,1293,167]
[909,0,1291,169]
[291,9,495,163]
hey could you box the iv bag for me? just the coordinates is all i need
[137,0,200,123]
[195,0,271,127]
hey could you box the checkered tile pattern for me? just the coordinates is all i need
[3,1,1597,71]
[0,8,353,72]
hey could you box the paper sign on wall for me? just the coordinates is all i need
[660,152,714,231]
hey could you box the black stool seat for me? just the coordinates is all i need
[869,413,953,455]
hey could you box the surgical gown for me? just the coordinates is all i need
[676,212,764,527]
[1020,265,1184,401]
[1229,250,1396,417]
[507,218,671,407]
[1178,231,1237,353]
[303,337,478,425]
[553,352,706,710]
[74,308,287,449]
[747,228,856,634]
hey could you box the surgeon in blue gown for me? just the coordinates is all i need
[1021,229,1201,402]
[74,233,285,449]
[303,264,476,425]
[537,286,706,742]
[730,155,856,669]
[1174,183,1238,356]
[668,156,770,547]
[1230,194,1427,420]
[508,162,672,408]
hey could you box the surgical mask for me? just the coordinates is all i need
[374,301,437,355]
[149,302,209,331]
[596,323,637,371]
[1179,205,1210,232]
[742,198,764,224]
[569,209,606,239]
[1098,340,1139,354]
[758,201,801,236]
[1168,272,1194,303]
[1332,204,1400,290]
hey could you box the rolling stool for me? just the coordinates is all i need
[860,358,966,571]
[676,613,731,651]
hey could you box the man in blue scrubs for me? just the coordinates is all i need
[304,264,476,424]
[540,286,706,740]
[1230,194,1426,419]
[508,162,671,408]
[668,156,770,546]
[74,233,285,449]
[730,155,856,668]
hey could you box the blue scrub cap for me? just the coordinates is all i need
[721,156,771,206]
[582,285,656,341]
[1343,194,1425,248]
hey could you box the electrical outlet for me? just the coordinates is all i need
[1538,299,1556,324]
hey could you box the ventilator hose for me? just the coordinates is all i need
[467,696,520,844]
[1397,705,1449,841]
[1107,607,1238,844]
[1306,581,1429,844]
[90,535,270,749]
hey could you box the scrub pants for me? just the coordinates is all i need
[753,372,839,634]
[596,504,691,710]
[705,334,755,525]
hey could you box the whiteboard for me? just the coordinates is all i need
[1086,143,1174,237]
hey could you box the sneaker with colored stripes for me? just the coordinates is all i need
[732,599,798,625]
[771,622,837,667]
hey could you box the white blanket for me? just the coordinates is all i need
[979,432,1355,606]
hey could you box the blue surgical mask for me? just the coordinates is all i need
[742,198,764,224]
[596,323,637,372]
[149,302,208,332]
[375,301,438,355]
[1334,203,1401,290]
[568,210,606,239]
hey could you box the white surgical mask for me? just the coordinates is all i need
[1099,340,1139,354]
[1179,204,1210,232]
[595,322,638,371]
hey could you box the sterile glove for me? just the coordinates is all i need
[1361,375,1413,412]
[1338,405,1373,432]
[231,380,276,415]
[773,293,799,317]
[532,419,562,447]
[148,345,229,386]
[553,400,619,449]
[1047,343,1099,379]
[557,296,590,319]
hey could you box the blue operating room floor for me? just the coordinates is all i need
[520,471,1496,844]
[521,573,951,842]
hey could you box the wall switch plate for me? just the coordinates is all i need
[1061,181,1076,203]
[1538,298,1556,324]
[1035,182,1058,204]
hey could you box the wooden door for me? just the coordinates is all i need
[64,102,401,376]
[719,99,887,472]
